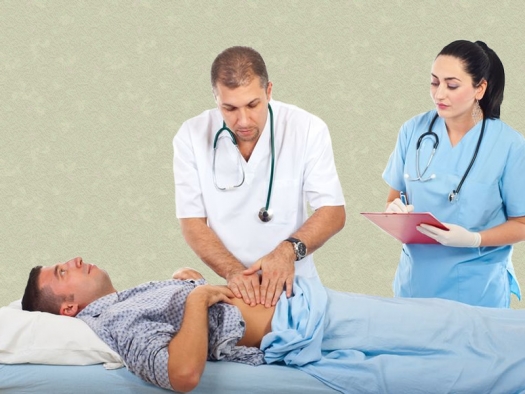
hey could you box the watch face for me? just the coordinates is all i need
[296,242,307,258]
[286,237,307,260]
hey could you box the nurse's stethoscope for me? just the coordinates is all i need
[212,104,275,222]
[405,112,486,202]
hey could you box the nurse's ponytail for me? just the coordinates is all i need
[437,40,505,119]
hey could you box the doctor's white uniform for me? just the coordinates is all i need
[383,110,525,307]
[173,100,345,277]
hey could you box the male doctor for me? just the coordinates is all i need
[173,46,345,308]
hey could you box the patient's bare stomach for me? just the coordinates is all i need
[231,298,275,348]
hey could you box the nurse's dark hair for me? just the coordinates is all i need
[211,46,269,91]
[437,40,504,119]
[21,266,66,315]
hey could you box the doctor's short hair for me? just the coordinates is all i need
[22,266,67,315]
[437,40,504,119]
[211,46,269,91]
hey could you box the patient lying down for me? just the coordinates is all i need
[22,257,525,394]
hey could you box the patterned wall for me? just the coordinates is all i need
[1,1,524,307]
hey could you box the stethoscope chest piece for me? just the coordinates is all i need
[258,207,273,222]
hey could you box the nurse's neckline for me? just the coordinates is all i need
[444,115,482,148]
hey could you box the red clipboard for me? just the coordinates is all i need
[360,212,449,244]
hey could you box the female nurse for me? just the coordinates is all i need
[382,40,525,308]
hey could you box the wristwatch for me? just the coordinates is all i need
[285,237,307,261]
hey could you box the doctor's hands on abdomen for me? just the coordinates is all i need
[242,243,295,308]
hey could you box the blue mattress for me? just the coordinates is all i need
[0,361,336,393]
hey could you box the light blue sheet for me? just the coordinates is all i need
[0,361,336,393]
[261,276,525,394]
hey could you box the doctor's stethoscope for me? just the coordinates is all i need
[212,104,275,222]
[405,112,486,202]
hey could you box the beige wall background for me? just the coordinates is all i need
[1,1,524,308]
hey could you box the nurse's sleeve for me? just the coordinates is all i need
[501,137,525,217]
[382,122,410,192]
[173,122,206,218]
[303,117,345,210]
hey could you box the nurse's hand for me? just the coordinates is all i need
[386,198,414,213]
[417,223,482,247]
[225,270,261,307]
[244,245,295,308]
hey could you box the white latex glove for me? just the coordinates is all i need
[386,198,414,213]
[417,223,481,247]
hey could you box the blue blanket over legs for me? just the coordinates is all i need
[260,276,525,394]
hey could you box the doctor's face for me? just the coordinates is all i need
[430,55,486,124]
[214,77,272,148]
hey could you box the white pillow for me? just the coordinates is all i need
[0,302,124,367]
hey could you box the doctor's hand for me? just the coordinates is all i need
[385,198,414,213]
[244,244,295,308]
[225,269,261,307]
[417,223,481,247]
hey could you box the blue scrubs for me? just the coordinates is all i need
[383,110,525,307]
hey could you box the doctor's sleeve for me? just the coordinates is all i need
[382,121,410,192]
[173,123,207,218]
[302,118,345,210]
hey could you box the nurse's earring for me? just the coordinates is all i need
[472,100,483,124]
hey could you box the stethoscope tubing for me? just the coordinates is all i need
[212,126,245,190]
[264,104,275,212]
[450,115,485,199]
[409,112,486,202]
[212,104,275,220]
[414,114,439,181]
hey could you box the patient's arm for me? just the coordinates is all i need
[167,285,233,393]
[180,217,262,307]
[171,268,274,349]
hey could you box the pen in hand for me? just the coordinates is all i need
[400,191,409,206]
[386,191,413,213]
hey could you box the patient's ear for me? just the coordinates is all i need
[60,302,79,317]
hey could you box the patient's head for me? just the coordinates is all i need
[22,256,116,316]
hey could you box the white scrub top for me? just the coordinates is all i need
[383,110,525,307]
[173,100,345,277]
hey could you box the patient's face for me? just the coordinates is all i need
[39,256,115,311]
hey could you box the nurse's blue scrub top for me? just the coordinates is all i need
[383,110,525,307]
